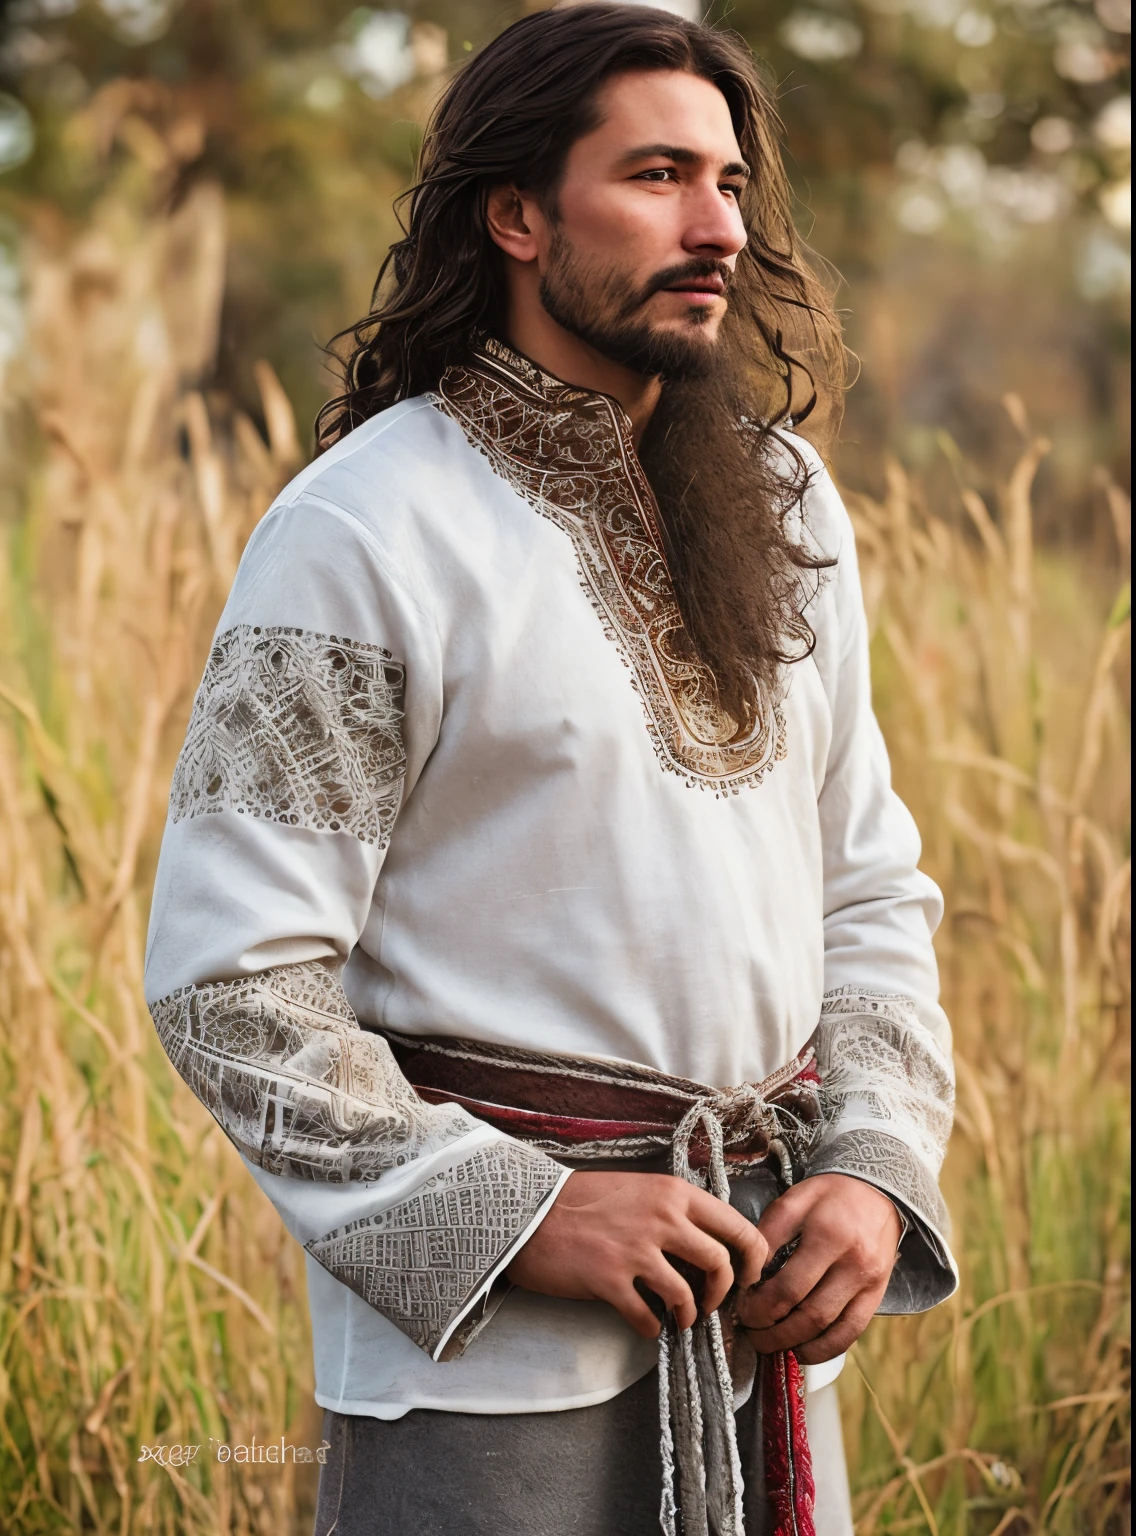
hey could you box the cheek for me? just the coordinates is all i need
[557,186,677,253]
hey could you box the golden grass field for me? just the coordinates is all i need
[0,170,1129,1534]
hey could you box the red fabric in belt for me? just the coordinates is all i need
[384,1028,819,1536]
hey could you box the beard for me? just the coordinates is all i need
[538,230,728,381]
[536,228,828,734]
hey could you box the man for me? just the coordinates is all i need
[145,7,957,1534]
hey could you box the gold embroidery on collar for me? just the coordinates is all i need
[431,337,786,793]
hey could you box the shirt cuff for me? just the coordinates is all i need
[304,1138,571,1359]
[803,1128,958,1313]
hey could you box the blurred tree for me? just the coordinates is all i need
[0,0,1128,506]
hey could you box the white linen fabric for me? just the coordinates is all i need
[145,337,956,1420]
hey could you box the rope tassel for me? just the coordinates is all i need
[658,1102,817,1536]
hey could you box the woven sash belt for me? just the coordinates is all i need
[383,1028,824,1536]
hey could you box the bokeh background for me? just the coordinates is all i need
[0,0,1129,1532]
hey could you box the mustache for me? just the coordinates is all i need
[624,258,735,314]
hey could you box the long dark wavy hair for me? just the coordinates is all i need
[317,4,847,734]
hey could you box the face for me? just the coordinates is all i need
[538,70,749,378]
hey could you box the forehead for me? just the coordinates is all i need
[571,69,743,167]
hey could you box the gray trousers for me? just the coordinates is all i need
[313,1371,853,1536]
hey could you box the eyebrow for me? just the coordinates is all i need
[619,143,751,180]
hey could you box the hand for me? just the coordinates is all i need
[506,1170,769,1339]
[735,1174,902,1364]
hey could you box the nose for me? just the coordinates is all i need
[681,179,747,262]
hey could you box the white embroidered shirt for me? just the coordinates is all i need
[145,338,956,1420]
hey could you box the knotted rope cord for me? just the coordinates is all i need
[385,1025,820,1535]
[657,1085,802,1536]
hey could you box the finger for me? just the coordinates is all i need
[743,1267,863,1353]
[699,1244,739,1317]
[797,1292,879,1364]
[753,1183,814,1256]
[737,1239,833,1331]
[606,1281,667,1340]
[661,1225,738,1314]
[637,1256,699,1332]
[670,1232,733,1316]
[685,1189,770,1288]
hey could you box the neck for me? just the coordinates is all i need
[502,292,661,446]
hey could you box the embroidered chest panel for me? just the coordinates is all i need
[431,340,785,793]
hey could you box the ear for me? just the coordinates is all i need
[486,183,544,264]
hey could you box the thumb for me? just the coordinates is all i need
[754,1183,813,1265]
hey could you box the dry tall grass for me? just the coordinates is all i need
[0,162,1129,1533]
[0,176,321,1535]
[840,435,1130,1534]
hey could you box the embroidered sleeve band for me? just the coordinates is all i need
[807,987,957,1310]
[151,961,566,1354]
[150,961,477,1181]
[306,1138,567,1360]
[170,624,406,845]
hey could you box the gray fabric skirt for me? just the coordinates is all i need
[313,1372,853,1536]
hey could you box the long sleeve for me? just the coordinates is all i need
[144,493,569,1361]
[801,455,958,1312]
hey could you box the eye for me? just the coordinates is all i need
[635,167,678,183]
[720,182,745,198]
